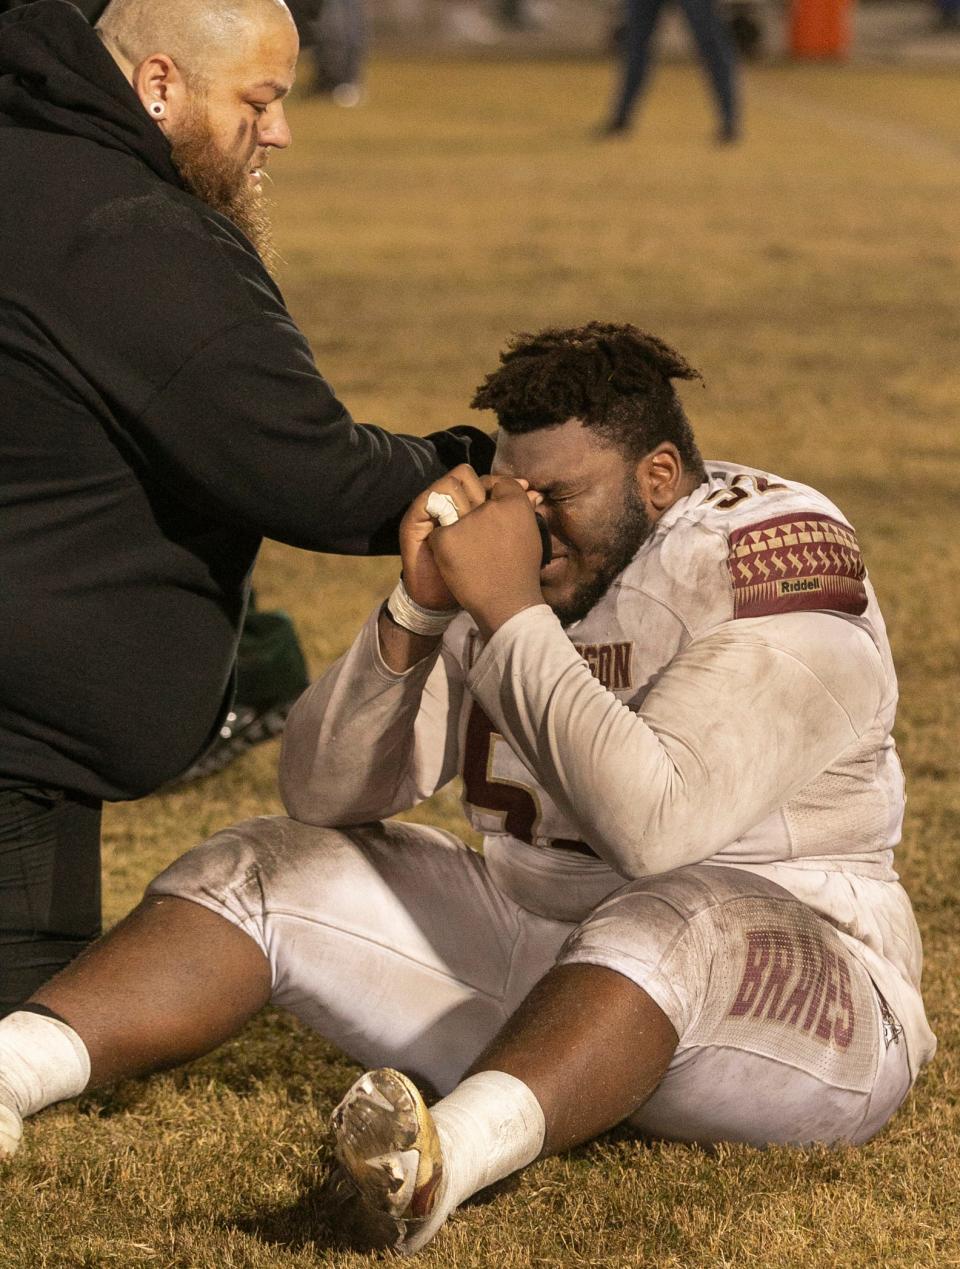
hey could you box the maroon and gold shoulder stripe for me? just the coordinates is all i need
[727,514,868,619]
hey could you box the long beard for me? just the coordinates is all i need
[169,108,278,273]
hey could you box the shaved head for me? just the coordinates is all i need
[96,0,294,85]
[96,0,298,266]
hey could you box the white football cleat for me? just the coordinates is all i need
[329,1067,449,1255]
[0,1100,22,1160]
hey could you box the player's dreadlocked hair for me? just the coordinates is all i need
[471,322,706,479]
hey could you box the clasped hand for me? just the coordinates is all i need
[400,464,546,640]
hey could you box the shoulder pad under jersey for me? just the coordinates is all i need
[694,463,869,619]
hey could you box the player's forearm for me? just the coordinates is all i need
[377,605,445,673]
[280,608,452,824]
[467,608,884,877]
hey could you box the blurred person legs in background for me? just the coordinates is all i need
[497,0,539,30]
[292,0,366,104]
[725,0,764,58]
[600,0,741,142]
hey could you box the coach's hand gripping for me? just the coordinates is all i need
[428,477,547,641]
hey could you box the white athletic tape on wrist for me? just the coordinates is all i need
[386,578,458,637]
[424,491,460,527]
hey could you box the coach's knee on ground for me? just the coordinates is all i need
[558,864,911,1146]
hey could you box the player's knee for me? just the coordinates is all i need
[145,815,350,933]
[558,865,806,1043]
[558,873,712,1040]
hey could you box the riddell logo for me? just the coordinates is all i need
[778,577,822,595]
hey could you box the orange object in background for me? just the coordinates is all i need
[789,0,853,56]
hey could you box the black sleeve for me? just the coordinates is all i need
[134,314,495,555]
[367,424,495,553]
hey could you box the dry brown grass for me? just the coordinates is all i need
[3,53,959,1268]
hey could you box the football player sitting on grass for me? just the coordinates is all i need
[0,323,934,1255]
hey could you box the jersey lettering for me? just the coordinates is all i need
[729,928,856,1051]
[460,637,634,846]
[571,641,633,691]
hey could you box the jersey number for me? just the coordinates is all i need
[705,472,787,510]
[461,703,539,844]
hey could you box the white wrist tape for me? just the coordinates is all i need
[386,578,458,637]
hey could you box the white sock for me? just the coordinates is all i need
[0,1011,91,1156]
[406,1070,545,1253]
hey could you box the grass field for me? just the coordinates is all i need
[4,52,960,1268]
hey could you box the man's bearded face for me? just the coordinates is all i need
[492,419,657,630]
[547,476,652,627]
[169,95,275,266]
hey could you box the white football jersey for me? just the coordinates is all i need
[455,462,901,879]
[281,462,935,1075]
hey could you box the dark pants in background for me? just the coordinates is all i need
[289,0,366,95]
[0,786,102,1017]
[610,0,739,137]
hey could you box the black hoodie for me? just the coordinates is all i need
[0,1,493,800]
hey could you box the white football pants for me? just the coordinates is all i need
[148,816,911,1146]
